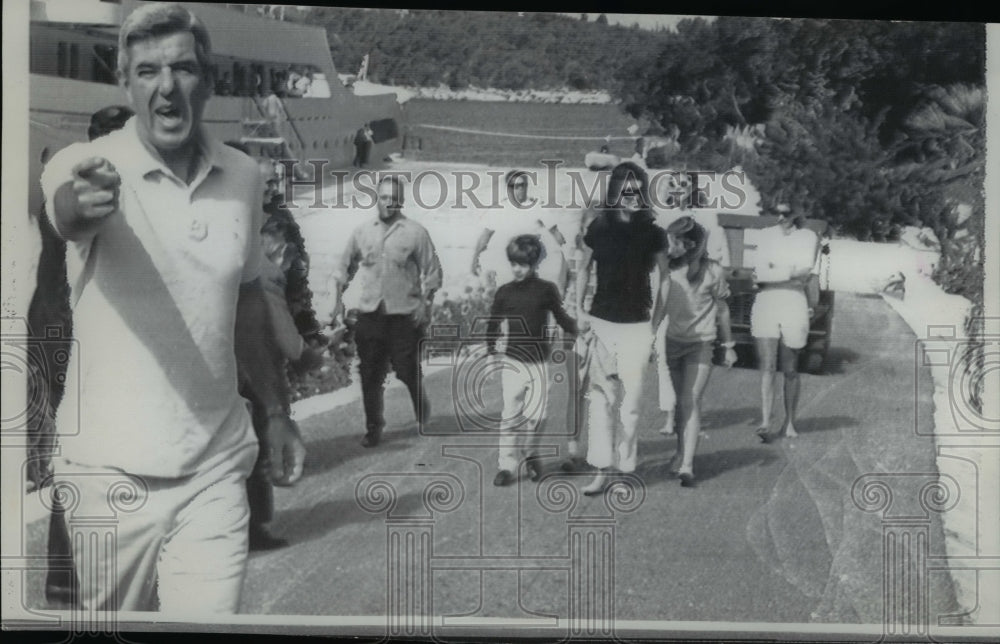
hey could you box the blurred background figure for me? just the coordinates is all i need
[353,122,374,168]
[471,169,567,294]
[225,144,325,551]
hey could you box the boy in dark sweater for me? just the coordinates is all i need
[487,235,578,487]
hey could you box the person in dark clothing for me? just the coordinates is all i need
[574,161,673,495]
[222,147,320,551]
[262,194,324,347]
[39,104,133,606]
[353,122,374,168]
[487,235,577,487]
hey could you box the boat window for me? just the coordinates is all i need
[92,44,117,84]
[233,62,248,96]
[250,63,265,96]
[369,118,399,143]
[57,42,68,77]
[207,57,330,99]
[69,43,80,79]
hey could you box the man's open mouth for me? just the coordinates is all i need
[154,105,183,127]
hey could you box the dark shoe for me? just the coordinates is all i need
[525,457,544,482]
[249,526,289,552]
[560,456,586,473]
[361,428,382,448]
[493,470,514,487]
[678,471,696,488]
[755,426,771,444]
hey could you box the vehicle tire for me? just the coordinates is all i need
[800,321,831,374]
[801,349,825,374]
[800,292,834,374]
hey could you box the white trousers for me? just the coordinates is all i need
[585,317,653,473]
[53,439,257,613]
[497,356,550,472]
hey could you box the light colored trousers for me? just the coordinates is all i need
[585,317,653,473]
[53,439,257,613]
[497,355,550,472]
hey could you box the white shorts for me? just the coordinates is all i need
[750,287,809,350]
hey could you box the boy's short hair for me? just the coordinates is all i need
[506,234,546,268]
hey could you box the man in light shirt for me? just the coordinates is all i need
[40,2,304,612]
[331,175,443,448]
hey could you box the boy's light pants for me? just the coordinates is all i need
[497,355,550,472]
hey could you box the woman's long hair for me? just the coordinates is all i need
[602,161,654,224]
[666,216,709,285]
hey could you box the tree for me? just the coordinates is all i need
[596,13,608,25]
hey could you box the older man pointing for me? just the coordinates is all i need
[41,3,304,613]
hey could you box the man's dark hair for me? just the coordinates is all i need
[88,106,134,141]
[506,234,546,268]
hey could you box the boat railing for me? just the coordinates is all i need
[241,94,307,162]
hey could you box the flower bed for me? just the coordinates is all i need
[287,275,498,400]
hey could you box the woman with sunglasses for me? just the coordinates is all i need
[575,162,673,495]
[661,216,737,487]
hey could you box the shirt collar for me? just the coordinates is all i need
[117,117,223,183]
[373,213,408,228]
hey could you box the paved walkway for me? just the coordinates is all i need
[19,293,959,630]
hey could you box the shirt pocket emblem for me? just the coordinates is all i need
[188,218,208,241]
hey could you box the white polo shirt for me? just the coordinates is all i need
[41,118,263,477]
[752,224,819,282]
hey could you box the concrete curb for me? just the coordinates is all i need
[881,286,999,626]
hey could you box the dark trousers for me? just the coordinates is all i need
[354,307,428,434]
[241,384,274,528]
[352,140,373,168]
[45,499,78,606]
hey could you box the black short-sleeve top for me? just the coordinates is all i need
[583,210,667,323]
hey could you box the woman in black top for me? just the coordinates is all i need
[575,162,673,495]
